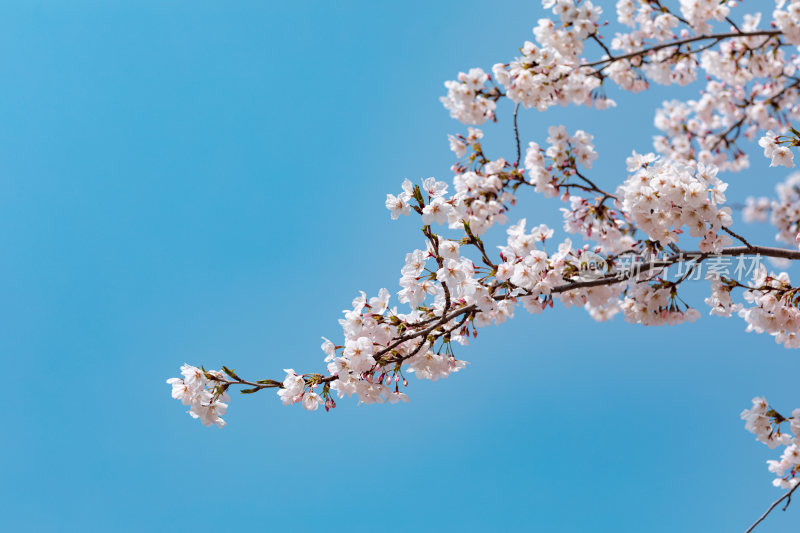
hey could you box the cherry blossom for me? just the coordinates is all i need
[166,2,800,529]
[742,397,800,490]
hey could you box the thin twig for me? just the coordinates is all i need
[745,483,800,533]
[590,32,614,58]
[513,102,521,166]
[723,227,754,249]
[726,16,742,33]
[581,30,781,69]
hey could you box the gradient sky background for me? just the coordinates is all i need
[2,1,800,532]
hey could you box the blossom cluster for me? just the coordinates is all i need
[705,275,739,317]
[742,397,800,489]
[277,369,327,411]
[525,125,598,197]
[611,4,694,88]
[678,0,730,33]
[774,0,800,45]
[619,278,701,326]
[440,68,497,125]
[617,156,732,253]
[739,265,800,348]
[652,21,793,171]
[441,1,617,123]
[324,287,455,406]
[524,125,636,255]
[477,0,797,172]
[440,0,800,175]
[166,365,229,427]
[743,171,800,248]
[771,172,800,247]
[759,131,796,169]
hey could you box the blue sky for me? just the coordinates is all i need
[2,1,799,531]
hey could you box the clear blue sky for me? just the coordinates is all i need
[2,2,799,532]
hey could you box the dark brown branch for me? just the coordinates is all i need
[513,102,521,166]
[723,227,754,249]
[590,32,613,59]
[581,30,781,69]
[218,243,800,392]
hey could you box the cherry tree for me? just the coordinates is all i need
[168,1,800,529]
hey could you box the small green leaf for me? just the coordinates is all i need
[221,366,239,380]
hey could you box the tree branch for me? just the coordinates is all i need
[581,30,781,69]
[513,102,521,166]
[217,241,800,393]
[745,483,800,533]
[723,227,755,249]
